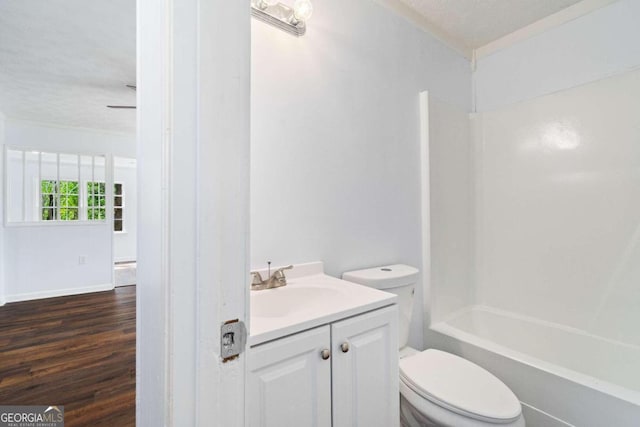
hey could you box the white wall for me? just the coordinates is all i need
[474,69,640,347]
[113,157,137,262]
[2,119,135,301]
[427,96,474,324]
[475,0,640,112]
[251,0,471,348]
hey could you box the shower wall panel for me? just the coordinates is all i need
[474,69,640,346]
[428,96,474,323]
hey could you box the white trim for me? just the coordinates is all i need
[419,91,432,330]
[37,152,42,218]
[475,0,620,59]
[194,0,250,424]
[374,0,472,59]
[2,142,6,231]
[0,121,5,306]
[56,153,60,220]
[105,154,115,293]
[4,144,108,159]
[5,283,115,304]
[21,150,26,220]
[137,0,170,422]
[137,0,249,425]
[4,220,107,228]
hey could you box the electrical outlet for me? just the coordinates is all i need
[78,255,87,265]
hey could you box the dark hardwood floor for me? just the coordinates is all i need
[0,286,136,426]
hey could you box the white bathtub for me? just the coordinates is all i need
[426,306,640,427]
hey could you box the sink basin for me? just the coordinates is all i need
[248,262,397,346]
[251,285,346,318]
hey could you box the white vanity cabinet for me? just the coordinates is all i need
[247,325,332,427]
[331,306,399,427]
[247,305,398,427]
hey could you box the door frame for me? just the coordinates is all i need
[137,0,250,425]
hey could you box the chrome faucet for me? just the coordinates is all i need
[251,262,294,291]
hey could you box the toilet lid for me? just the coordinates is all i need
[399,349,521,423]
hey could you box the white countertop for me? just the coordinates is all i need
[249,262,397,346]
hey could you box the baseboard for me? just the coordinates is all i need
[5,283,115,303]
[521,402,575,427]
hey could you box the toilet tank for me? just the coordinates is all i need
[342,264,419,349]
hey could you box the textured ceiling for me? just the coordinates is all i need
[0,0,135,133]
[397,0,584,50]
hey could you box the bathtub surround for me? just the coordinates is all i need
[0,119,135,302]
[474,70,640,346]
[423,1,640,424]
[432,71,640,425]
[428,72,640,426]
[251,0,471,350]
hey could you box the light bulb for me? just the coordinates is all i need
[293,0,313,21]
[257,0,278,9]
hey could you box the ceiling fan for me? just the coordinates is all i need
[107,84,136,109]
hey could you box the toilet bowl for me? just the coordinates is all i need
[399,348,524,427]
[343,265,525,427]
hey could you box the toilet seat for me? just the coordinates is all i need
[399,380,525,427]
[399,349,522,424]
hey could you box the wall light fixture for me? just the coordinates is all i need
[251,0,313,37]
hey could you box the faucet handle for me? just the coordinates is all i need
[272,265,293,277]
[250,271,264,286]
[271,265,293,285]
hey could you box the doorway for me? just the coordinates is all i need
[0,0,137,424]
[113,157,137,287]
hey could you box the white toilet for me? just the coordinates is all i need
[343,265,525,427]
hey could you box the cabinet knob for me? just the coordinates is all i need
[340,342,350,353]
[321,349,331,360]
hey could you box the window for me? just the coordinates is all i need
[40,180,57,221]
[4,147,106,225]
[86,182,123,232]
[87,182,106,221]
[40,180,79,221]
[114,183,124,232]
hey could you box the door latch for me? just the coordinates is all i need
[221,319,247,363]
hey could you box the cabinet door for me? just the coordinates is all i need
[331,305,399,427]
[247,325,332,427]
